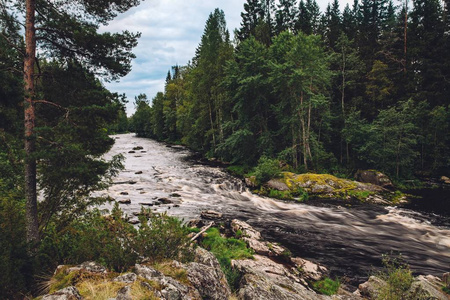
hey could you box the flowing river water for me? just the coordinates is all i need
[96,133,450,285]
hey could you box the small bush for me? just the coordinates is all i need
[313,277,340,295]
[250,156,281,184]
[376,253,413,300]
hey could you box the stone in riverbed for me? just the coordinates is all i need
[201,210,223,220]
[139,202,154,206]
[120,192,129,195]
[135,171,143,174]
[119,199,131,204]
[132,146,144,150]
[158,197,173,204]
[128,150,135,153]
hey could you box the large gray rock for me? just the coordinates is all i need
[266,179,290,191]
[291,257,328,281]
[231,219,287,258]
[358,276,387,299]
[116,285,132,300]
[355,170,394,189]
[233,255,328,300]
[406,275,449,300]
[134,264,201,300]
[114,273,137,284]
[185,247,230,300]
[42,286,82,300]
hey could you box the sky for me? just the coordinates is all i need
[101,0,354,115]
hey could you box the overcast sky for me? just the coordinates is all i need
[102,0,354,115]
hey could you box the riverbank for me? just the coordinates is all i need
[93,134,450,285]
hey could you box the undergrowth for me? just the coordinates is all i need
[200,227,253,291]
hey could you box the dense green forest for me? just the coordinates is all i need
[1,0,450,298]
[131,0,450,180]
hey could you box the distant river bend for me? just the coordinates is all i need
[95,133,450,283]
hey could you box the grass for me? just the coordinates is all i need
[312,277,340,295]
[152,261,189,285]
[200,227,253,292]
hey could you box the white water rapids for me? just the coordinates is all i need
[94,133,449,282]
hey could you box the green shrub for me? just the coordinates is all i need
[313,277,340,295]
[0,185,29,299]
[200,227,253,291]
[376,254,413,300]
[250,156,281,184]
[38,204,193,274]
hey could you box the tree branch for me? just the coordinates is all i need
[0,32,25,57]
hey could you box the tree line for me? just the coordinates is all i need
[130,0,450,180]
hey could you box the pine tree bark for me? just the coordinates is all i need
[24,0,39,245]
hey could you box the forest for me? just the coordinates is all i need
[130,0,450,180]
[1,0,449,298]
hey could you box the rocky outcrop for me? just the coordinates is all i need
[42,286,82,300]
[355,170,394,189]
[357,274,450,300]
[231,219,289,258]
[258,172,401,204]
[186,247,231,300]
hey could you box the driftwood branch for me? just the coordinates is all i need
[190,221,214,242]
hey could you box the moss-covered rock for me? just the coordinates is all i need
[261,172,400,204]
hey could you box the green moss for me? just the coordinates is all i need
[48,268,80,293]
[282,172,357,193]
[312,277,340,295]
[269,189,294,200]
[347,190,374,201]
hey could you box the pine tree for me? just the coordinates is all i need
[2,0,140,245]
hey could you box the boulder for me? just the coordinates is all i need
[158,198,173,204]
[114,273,137,283]
[355,170,394,189]
[358,276,387,299]
[233,255,328,300]
[291,257,328,281]
[231,219,287,258]
[67,261,107,274]
[200,210,223,220]
[266,179,290,191]
[133,146,144,150]
[120,192,129,195]
[118,199,131,204]
[42,286,82,300]
[135,171,143,174]
[116,285,132,300]
[406,275,449,300]
[186,247,231,300]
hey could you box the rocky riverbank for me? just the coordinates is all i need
[40,219,449,300]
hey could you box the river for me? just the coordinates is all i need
[95,133,449,285]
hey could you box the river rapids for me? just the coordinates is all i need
[94,133,449,284]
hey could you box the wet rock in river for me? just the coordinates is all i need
[139,202,154,206]
[128,150,135,153]
[158,197,173,204]
[133,146,144,150]
[355,169,394,189]
[119,199,131,204]
[170,193,181,197]
[120,192,129,195]
[201,210,223,220]
[135,171,143,174]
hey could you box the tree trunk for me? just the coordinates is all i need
[24,0,39,245]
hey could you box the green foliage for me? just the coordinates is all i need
[37,204,192,274]
[226,165,251,177]
[0,184,29,299]
[312,277,340,295]
[200,227,253,291]
[375,254,414,300]
[250,156,282,184]
[134,208,192,264]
